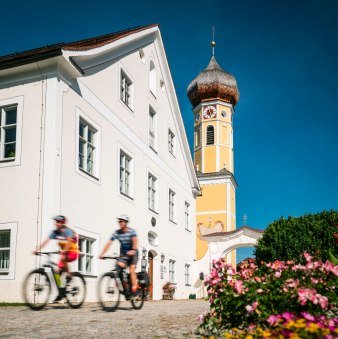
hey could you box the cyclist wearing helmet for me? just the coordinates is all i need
[99,214,138,295]
[34,215,78,301]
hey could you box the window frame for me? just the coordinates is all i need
[78,236,95,276]
[118,145,135,201]
[184,201,191,231]
[79,119,97,176]
[75,109,101,183]
[0,97,23,168]
[185,264,191,286]
[169,188,177,223]
[148,172,158,213]
[206,125,215,145]
[0,222,17,280]
[169,259,176,284]
[194,126,201,149]
[75,227,99,277]
[119,66,134,111]
[168,128,176,156]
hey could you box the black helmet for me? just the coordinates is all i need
[53,215,66,222]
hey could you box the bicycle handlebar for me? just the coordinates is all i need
[101,256,119,260]
[35,251,60,256]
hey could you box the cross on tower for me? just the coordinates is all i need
[243,214,248,226]
[211,25,216,56]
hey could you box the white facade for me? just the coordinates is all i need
[0,26,201,301]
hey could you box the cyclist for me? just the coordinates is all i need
[99,214,138,296]
[34,215,78,302]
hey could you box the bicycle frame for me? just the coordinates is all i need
[38,253,63,292]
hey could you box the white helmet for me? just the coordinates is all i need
[117,214,129,222]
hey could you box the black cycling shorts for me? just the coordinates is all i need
[118,252,138,267]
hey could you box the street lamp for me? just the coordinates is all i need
[161,253,165,263]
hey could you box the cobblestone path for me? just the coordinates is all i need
[0,300,208,338]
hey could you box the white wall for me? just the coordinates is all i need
[0,38,197,301]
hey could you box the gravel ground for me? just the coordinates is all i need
[0,300,209,338]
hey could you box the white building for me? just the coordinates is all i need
[0,24,201,301]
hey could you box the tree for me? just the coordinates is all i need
[254,210,338,263]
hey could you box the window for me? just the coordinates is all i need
[0,231,10,273]
[120,151,132,198]
[148,173,157,212]
[206,125,215,145]
[194,126,201,148]
[0,106,17,161]
[185,201,190,231]
[79,119,97,176]
[169,259,176,283]
[149,107,156,150]
[120,70,133,109]
[149,60,156,97]
[185,264,190,285]
[78,237,95,275]
[169,189,176,223]
[168,129,175,155]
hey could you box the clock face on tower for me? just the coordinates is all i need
[203,105,217,119]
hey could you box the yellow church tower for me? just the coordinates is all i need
[187,48,240,266]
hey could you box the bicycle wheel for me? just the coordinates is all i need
[65,272,86,309]
[23,269,51,311]
[97,272,120,312]
[131,286,145,310]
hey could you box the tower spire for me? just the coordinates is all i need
[211,25,216,56]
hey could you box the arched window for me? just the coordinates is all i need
[206,125,214,145]
[149,60,156,97]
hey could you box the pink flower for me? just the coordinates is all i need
[267,315,281,326]
[301,312,315,321]
[227,267,235,276]
[234,279,243,293]
[324,260,334,272]
[275,271,281,278]
[282,312,295,321]
[304,252,313,262]
[197,313,205,322]
[245,301,258,314]
[257,289,264,294]
[297,288,316,305]
[254,276,262,283]
[318,295,328,309]
[306,262,314,270]
[332,265,338,276]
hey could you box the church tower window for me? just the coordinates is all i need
[206,125,214,145]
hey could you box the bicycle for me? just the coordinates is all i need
[97,255,149,312]
[23,252,86,310]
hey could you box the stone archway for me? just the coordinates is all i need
[201,226,264,258]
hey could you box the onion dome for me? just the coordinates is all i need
[187,56,239,107]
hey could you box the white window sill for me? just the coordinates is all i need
[119,192,135,204]
[76,167,101,185]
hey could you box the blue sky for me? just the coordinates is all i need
[1,0,337,262]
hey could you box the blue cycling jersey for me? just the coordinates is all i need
[110,228,137,255]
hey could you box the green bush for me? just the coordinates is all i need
[255,210,338,263]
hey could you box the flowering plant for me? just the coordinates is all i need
[162,282,176,295]
[224,313,338,338]
[197,253,338,336]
